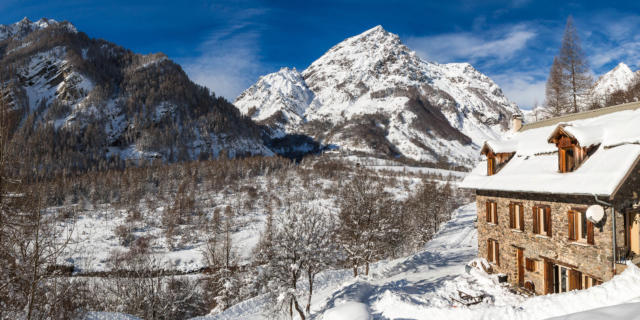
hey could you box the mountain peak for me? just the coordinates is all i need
[593,62,637,100]
[0,17,76,41]
[611,62,632,74]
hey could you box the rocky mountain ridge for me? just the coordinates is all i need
[0,17,273,177]
[235,25,521,166]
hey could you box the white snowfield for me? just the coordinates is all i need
[199,203,640,320]
[462,107,640,196]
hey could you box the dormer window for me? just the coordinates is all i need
[481,142,515,176]
[548,125,599,173]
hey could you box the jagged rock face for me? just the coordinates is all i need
[593,62,638,103]
[234,67,313,137]
[235,25,521,166]
[0,18,272,176]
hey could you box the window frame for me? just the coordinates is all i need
[487,238,500,266]
[509,202,524,231]
[568,208,594,244]
[533,205,552,237]
[486,200,498,225]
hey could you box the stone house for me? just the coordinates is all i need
[461,102,640,295]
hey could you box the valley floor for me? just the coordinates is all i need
[200,203,640,320]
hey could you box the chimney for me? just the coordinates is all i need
[511,114,523,132]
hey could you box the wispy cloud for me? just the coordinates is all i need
[405,23,536,64]
[583,12,640,71]
[491,70,547,109]
[179,7,268,100]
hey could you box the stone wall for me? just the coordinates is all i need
[475,192,625,294]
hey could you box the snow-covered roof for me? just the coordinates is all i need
[461,106,640,197]
[482,140,517,154]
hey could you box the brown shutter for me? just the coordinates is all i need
[544,261,553,294]
[487,239,493,262]
[533,206,539,234]
[587,220,594,245]
[568,211,576,241]
[495,241,500,266]
[509,203,515,229]
[559,149,565,172]
[569,270,582,290]
[486,201,491,223]
[545,207,552,237]
[519,205,525,231]
[569,270,576,290]
[493,204,498,225]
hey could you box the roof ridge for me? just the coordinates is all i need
[520,101,640,131]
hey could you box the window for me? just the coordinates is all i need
[559,147,575,173]
[525,258,537,272]
[509,202,524,231]
[533,206,552,237]
[582,275,601,289]
[568,209,594,244]
[487,239,500,266]
[553,265,582,293]
[485,201,498,224]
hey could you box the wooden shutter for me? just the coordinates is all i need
[568,211,576,241]
[509,203,515,229]
[486,202,491,223]
[532,206,539,234]
[495,241,500,266]
[545,207,552,237]
[587,220,594,245]
[559,149,566,172]
[569,270,582,290]
[493,203,498,225]
[487,239,493,262]
[519,205,525,231]
[544,261,554,294]
[487,157,495,175]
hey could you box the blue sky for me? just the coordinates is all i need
[3,0,640,108]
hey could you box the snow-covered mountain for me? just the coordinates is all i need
[0,17,76,41]
[235,26,521,166]
[593,62,639,103]
[0,17,272,175]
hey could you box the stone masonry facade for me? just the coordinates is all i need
[476,191,626,295]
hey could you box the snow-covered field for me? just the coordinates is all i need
[201,203,640,320]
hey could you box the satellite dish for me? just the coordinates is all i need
[586,205,605,223]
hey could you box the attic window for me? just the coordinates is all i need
[481,143,515,176]
[548,126,598,173]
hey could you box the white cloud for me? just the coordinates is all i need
[179,8,267,100]
[491,71,547,109]
[405,24,535,64]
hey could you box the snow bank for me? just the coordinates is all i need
[321,302,371,320]
[547,302,640,320]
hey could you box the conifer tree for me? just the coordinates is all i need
[558,16,593,113]
[544,57,569,117]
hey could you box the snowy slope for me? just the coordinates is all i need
[234,67,313,137]
[202,203,640,320]
[235,26,521,166]
[593,63,638,103]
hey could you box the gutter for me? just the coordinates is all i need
[594,194,616,275]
